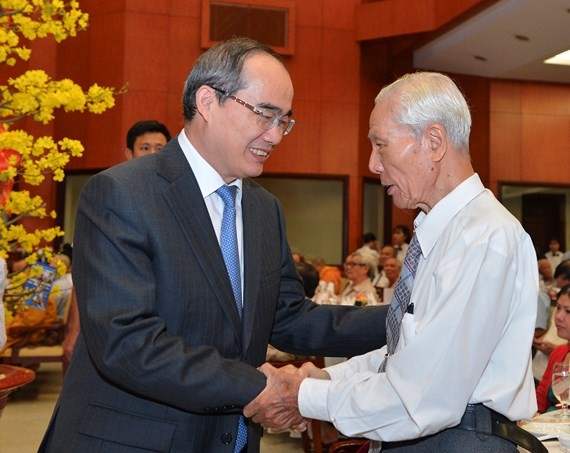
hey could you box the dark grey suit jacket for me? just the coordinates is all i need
[41,140,387,452]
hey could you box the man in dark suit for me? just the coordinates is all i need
[40,37,387,452]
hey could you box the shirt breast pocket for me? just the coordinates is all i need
[400,312,419,348]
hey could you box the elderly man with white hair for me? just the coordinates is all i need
[340,250,381,306]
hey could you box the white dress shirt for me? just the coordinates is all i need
[299,174,538,442]
[178,130,244,302]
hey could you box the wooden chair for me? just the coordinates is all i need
[327,439,369,453]
[269,356,326,453]
[1,290,73,373]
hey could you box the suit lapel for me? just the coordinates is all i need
[241,179,263,351]
[157,143,243,343]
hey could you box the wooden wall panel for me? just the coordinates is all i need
[490,81,570,193]
[170,0,203,18]
[489,112,522,186]
[452,74,491,185]
[286,26,323,101]
[321,29,360,103]
[490,81,521,112]
[295,0,323,27]
[319,101,360,174]
[124,13,171,91]
[264,100,322,174]
[356,0,436,40]
[356,0,490,41]
[323,0,359,30]
[167,15,202,95]
[521,84,570,115]
[521,114,570,183]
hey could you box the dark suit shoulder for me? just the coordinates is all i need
[92,140,188,187]
[243,178,279,204]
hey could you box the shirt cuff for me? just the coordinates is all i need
[299,377,331,421]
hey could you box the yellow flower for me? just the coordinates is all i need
[1,0,122,315]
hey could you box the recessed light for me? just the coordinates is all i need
[544,50,570,66]
[514,34,530,42]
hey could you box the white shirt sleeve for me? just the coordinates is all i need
[298,226,538,442]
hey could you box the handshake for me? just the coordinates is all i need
[243,361,331,432]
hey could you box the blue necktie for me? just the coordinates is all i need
[216,185,247,452]
[216,185,243,317]
[379,235,422,372]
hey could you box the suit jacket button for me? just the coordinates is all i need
[221,432,233,445]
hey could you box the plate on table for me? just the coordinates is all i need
[521,410,570,436]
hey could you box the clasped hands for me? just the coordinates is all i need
[243,361,330,432]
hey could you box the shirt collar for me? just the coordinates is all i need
[414,173,485,257]
[177,129,243,199]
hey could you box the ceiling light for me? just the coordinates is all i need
[544,50,570,66]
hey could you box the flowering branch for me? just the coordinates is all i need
[1,0,124,314]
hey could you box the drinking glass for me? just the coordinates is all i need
[552,362,570,418]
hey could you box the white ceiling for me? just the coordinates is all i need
[414,0,570,84]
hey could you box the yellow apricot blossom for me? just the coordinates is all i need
[1,0,123,314]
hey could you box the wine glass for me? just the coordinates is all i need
[552,362,570,418]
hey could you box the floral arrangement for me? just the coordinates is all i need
[0,0,123,317]
[354,293,369,307]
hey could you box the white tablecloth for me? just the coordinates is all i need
[520,409,570,452]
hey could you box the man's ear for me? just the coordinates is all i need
[124,148,134,161]
[425,124,446,162]
[195,85,216,121]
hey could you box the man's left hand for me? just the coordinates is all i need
[243,363,306,432]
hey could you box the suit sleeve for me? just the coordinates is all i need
[268,199,388,358]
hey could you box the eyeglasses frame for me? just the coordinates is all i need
[210,86,295,136]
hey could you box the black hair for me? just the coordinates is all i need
[555,260,570,281]
[557,283,570,301]
[393,224,411,243]
[182,37,281,122]
[126,120,171,150]
[296,262,320,298]
[362,232,377,244]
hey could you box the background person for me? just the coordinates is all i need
[536,284,570,413]
[312,257,342,295]
[392,224,411,264]
[124,119,171,160]
[357,232,380,261]
[340,250,380,305]
[545,239,564,275]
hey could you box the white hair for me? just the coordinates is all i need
[375,72,471,152]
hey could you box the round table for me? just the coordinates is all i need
[0,364,36,418]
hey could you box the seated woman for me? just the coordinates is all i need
[536,284,570,412]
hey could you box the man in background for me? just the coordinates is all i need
[357,232,380,261]
[340,250,381,305]
[124,119,171,160]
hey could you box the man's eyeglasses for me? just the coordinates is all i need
[211,87,295,136]
[344,261,367,268]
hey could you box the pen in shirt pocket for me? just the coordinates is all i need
[407,303,414,314]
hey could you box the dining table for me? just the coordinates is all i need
[520,409,570,452]
[0,364,36,419]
